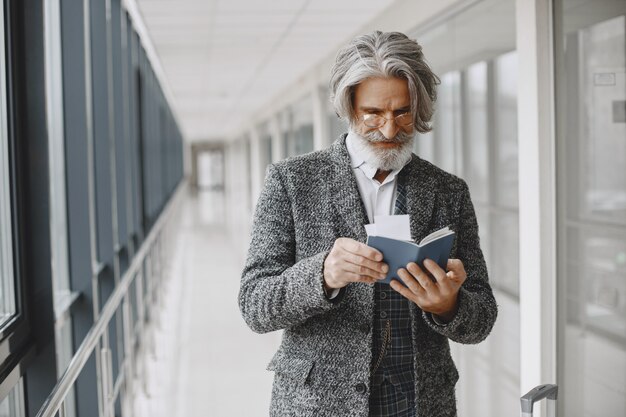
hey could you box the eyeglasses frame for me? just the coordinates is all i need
[360,112,414,128]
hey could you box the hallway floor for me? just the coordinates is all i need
[133,188,281,417]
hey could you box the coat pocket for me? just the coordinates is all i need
[267,352,315,385]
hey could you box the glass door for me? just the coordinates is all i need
[555,1,626,415]
[410,1,519,415]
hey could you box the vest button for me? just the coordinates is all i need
[355,383,367,394]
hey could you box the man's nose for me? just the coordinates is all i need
[379,119,399,140]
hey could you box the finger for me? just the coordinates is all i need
[341,249,388,276]
[423,258,447,283]
[445,259,467,285]
[341,271,378,284]
[341,238,383,262]
[446,258,465,274]
[342,259,386,280]
[445,270,464,285]
[407,262,438,295]
[390,280,419,304]
[397,267,425,295]
[423,259,452,293]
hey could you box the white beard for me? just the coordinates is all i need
[351,129,415,171]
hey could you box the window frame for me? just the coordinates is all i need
[0,0,16,334]
[0,0,40,402]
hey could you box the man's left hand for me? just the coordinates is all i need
[390,258,467,323]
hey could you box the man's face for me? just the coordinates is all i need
[351,77,415,171]
[353,76,414,140]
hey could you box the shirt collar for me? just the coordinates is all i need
[345,130,405,184]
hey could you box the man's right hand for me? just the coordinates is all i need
[323,237,388,290]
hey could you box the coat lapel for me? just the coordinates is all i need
[327,135,369,243]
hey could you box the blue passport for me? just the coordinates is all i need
[366,227,456,285]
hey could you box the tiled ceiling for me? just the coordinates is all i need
[135,0,396,141]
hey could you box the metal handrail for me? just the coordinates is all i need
[36,181,186,417]
[521,384,558,417]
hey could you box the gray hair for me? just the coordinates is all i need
[329,31,440,133]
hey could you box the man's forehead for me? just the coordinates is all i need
[354,77,411,110]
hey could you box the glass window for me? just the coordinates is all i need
[464,61,489,203]
[257,121,272,178]
[0,379,26,417]
[490,50,519,298]
[197,152,213,189]
[494,51,518,209]
[414,131,435,164]
[244,135,252,212]
[326,89,348,141]
[279,109,292,158]
[556,1,626,416]
[328,111,347,141]
[410,1,518,416]
[436,71,462,175]
[292,94,314,156]
[0,0,16,329]
[0,163,16,325]
[490,210,519,296]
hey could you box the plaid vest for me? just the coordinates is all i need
[370,178,416,409]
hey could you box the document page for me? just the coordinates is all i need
[365,214,412,241]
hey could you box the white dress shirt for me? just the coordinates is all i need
[324,131,411,299]
[345,130,408,222]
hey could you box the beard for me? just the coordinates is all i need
[351,129,415,171]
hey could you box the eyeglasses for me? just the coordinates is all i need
[360,112,414,128]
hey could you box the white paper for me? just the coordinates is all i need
[364,223,377,236]
[419,226,453,245]
[367,214,412,241]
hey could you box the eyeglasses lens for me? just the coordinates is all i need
[363,113,413,128]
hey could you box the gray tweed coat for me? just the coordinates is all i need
[239,134,497,417]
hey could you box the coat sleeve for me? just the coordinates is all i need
[422,180,498,344]
[238,164,344,334]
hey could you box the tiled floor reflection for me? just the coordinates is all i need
[134,188,281,417]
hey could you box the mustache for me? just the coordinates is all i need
[363,130,414,144]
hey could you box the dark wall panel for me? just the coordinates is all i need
[59,0,98,416]
[129,27,142,244]
[90,0,114,265]
[111,0,128,251]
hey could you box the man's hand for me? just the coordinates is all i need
[323,238,388,290]
[390,258,467,323]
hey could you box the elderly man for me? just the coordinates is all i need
[239,31,497,417]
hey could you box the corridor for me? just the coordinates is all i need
[133,189,280,417]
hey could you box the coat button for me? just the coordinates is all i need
[355,383,367,394]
